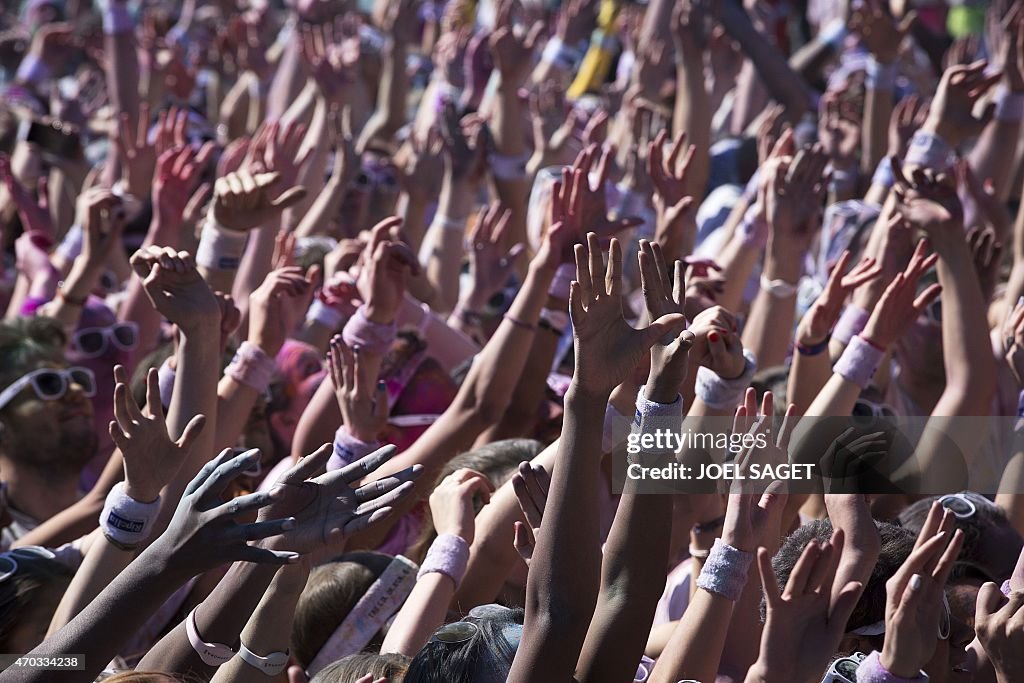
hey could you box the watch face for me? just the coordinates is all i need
[835,659,859,679]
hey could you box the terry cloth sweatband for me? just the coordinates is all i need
[305,555,418,677]
[328,425,381,471]
[225,341,276,393]
[833,335,885,390]
[195,218,249,271]
[855,650,929,683]
[417,533,470,587]
[695,538,753,601]
[100,481,161,547]
[694,349,758,410]
[342,305,397,356]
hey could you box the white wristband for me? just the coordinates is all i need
[306,299,345,330]
[865,56,897,91]
[238,643,289,677]
[905,130,953,171]
[195,218,249,271]
[695,349,758,410]
[99,481,161,548]
[760,274,800,298]
[186,607,235,666]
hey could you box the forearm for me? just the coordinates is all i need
[211,564,307,683]
[294,180,345,239]
[577,492,673,683]
[674,50,711,198]
[420,179,473,313]
[719,2,811,121]
[650,588,735,683]
[362,43,409,147]
[37,258,102,330]
[935,242,997,412]
[717,233,760,313]
[381,573,456,657]
[787,349,832,415]
[104,5,139,122]
[47,532,134,637]
[266,36,305,121]
[969,121,1023,202]
[741,250,801,369]
[863,86,892,178]
[138,559,279,677]
[214,376,261,454]
[7,545,187,683]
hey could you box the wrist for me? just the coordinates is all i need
[362,303,395,325]
[565,384,613,408]
[122,481,159,505]
[880,648,920,679]
[645,376,683,404]
[764,249,805,284]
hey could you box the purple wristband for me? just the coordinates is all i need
[328,426,381,471]
[695,538,753,601]
[417,533,470,588]
[1002,579,1012,597]
[833,305,870,345]
[225,341,276,393]
[342,305,397,356]
[855,651,928,683]
[834,335,885,390]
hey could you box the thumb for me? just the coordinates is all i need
[644,313,688,347]
[503,243,527,270]
[270,186,308,210]
[176,414,207,450]
[898,10,917,36]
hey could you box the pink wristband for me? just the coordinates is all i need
[417,533,470,588]
[328,425,381,471]
[833,305,870,345]
[833,335,885,390]
[225,341,276,393]
[738,205,770,249]
[342,305,397,356]
[855,650,928,683]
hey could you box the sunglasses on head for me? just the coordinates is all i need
[0,545,56,583]
[71,322,139,358]
[938,492,995,520]
[852,398,897,426]
[430,604,522,648]
[0,367,96,411]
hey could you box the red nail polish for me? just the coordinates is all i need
[708,331,720,343]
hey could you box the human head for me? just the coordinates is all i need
[0,316,97,476]
[898,493,1023,584]
[768,519,916,657]
[311,652,410,683]
[292,552,398,670]
[404,605,525,683]
[0,548,73,654]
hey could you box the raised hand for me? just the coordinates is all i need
[569,144,645,241]
[462,203,526,311]
[732,388,797,500]
[490,0,543,88]
[512,461,550,567]
[109,365,206,504]
[258,443,422,561]
[440,102,487,183]
[850,0,916,64]
[749,528,865,683]
[638,239,695,402]
[648,130,697,259]
[819,427,891,493]
[528,83,578,173]
[244,120,313,190]
[429,468,495,546]
[396,127,445,204]
[687,305,745,379]
[155,448,301,576]
[248,266,318,357]
[212,170,307,232]
[570,233,687,398]
[131,247,221,333]
[356,218,420,323]
[888,95,930,158]
[975,584,1024,682]
[924,60,1001,145]
[1,153,53,240]
[797,250,881,347]
[79,188,126,271]
[763,144,830,252]
[818,89,861,168]
[328,335,388,443]
[861,239,941,350]
[153,143,215,229]
[881,502,964,677]
[891,159,965,250]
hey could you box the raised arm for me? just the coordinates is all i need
[508,234,686,682]
[577,241,694,683]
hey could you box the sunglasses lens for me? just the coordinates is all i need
[33,371,65,399]
[434,621,479,644]
[75,330,105,355]
[69,368,96,396]
[113,324,137,349]
[941,496,972,517]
